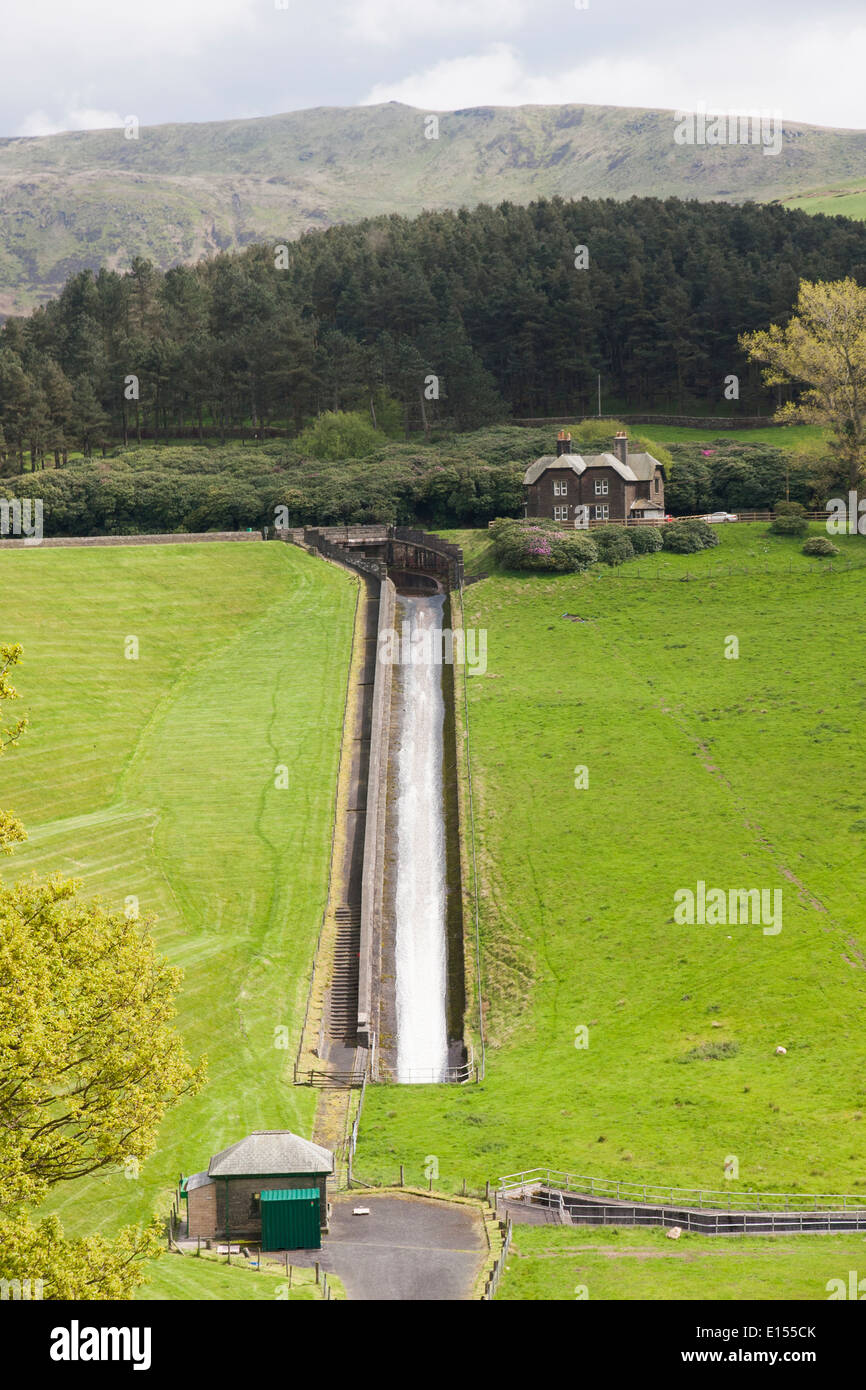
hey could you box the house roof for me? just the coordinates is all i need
[630,497,665,511]
[524,446,665,487]
[523,453,586,485]
[208,1131,334,1178]
[583,451,638,483]
[628,452,667,481]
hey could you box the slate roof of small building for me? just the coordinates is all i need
[208,1131,334,1178]
[630,497,665,510]
[183,1170,213,1191]
[523,453,586,484]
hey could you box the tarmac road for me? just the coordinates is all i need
[308,1193,488,1300]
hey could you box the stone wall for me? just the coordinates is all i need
[0,531,262,550]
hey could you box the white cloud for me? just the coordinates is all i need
[364,44,666,111]
[17,107,127,137]
[363,26,866,129]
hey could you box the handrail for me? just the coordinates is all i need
[498,1168,866,1213]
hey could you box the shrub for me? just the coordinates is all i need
[592,525,634,566]
[295,410,388,460]
[768,514,809,538]
[773,499,806,517]
[628,525,663,554]
[490,518,598,572]
[802,536,839,557]
[662,519,720,553]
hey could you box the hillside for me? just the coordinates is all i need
[0,542,356,1244]
[2,100,866,315]
[356,523,866,1195]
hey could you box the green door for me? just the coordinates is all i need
[260,1188,321,1250]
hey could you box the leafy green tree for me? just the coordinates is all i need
[0,645,26,853]
[296,409,387,460]
[741,278,866,491]
[0,650,204,1297]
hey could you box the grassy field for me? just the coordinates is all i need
[135,1251,341,1301]
[496,1226,866,1300]
[784,185,866,222]
[0,541,356,1292]
[356,523,866,1207]
[624,423,828,447]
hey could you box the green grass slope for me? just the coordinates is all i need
[1,100,865,313]
[356,524,866,1200]
[0,541,356,1239]
[497,1226,866,1301]
[136,1251,337,1301]
[784,179,866,220]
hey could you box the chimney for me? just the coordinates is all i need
[556,430,573,457]
[613,430,628,466]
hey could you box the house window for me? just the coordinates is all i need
[594,479,609,495]
[553,505,569,521]
[593,504,609,521]
[553,480,568,496]
[654,476,660,492]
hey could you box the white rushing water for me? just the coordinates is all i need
[394,594,449,1084]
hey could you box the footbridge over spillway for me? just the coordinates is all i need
[298,525,464,593]
[281,523,475,1092]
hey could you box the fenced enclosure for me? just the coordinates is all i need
[499,1169,866,1233]
[500,1168,866,1213]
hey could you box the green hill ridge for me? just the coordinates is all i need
[2,100,866,316]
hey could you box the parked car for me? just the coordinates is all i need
[699,511,739,523]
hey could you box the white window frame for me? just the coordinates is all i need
[553,480,568,496]
[553,505,569,522]
[593,504,609,521]
[594,478,609,495]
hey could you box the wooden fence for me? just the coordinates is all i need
[482,1219,512,1300]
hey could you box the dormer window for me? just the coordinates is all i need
[553,480,568,496]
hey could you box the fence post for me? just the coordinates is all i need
[400,1163,405,1187]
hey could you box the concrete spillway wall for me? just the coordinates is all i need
[357,576,395,1048]
[285,524,468,1079]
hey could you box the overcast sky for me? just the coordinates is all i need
[2,0,864,138]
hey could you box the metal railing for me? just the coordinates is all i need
[393,1055,477,1085]
[499,1168,866,1214]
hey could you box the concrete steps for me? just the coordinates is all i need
[327,907,361,1042]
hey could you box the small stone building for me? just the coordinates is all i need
[184,1130,333,1243]
[524,430,666,524]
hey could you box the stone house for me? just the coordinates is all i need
[523,430,666,524]
[183,1130,333,1241]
